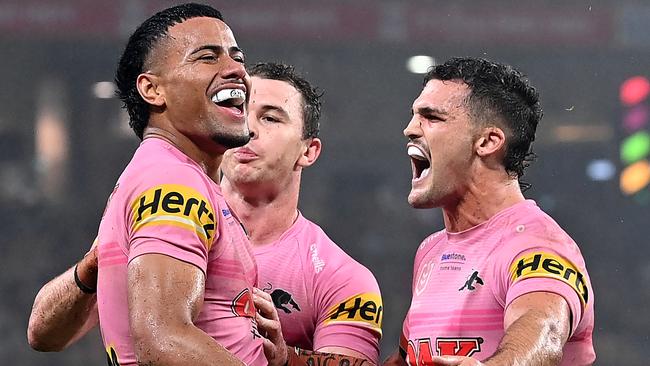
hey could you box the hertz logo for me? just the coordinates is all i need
[510,252,589,308]
[325,293,383,334]
[130,184,216,248]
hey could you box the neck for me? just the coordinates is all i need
[442,170,525,233]
[222,173,302,246]
[143,126,223,179]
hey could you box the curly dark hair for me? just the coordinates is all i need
[248,62,322,139]
[115,3,224,140]
[424,57,543,179]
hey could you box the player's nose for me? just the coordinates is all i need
[403,116,422,140]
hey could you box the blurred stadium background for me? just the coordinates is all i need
[1,0,649,364]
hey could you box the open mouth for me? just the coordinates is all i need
[211,88,246,114]
[408,145,431,181]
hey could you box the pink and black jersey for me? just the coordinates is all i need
[254,213,382,363]
[401,200,595,365]
[96,138,266,366]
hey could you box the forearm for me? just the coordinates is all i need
[484,310,565,366]
[287,347,372,366]
[28,265,98,351]
[134,324,244,366]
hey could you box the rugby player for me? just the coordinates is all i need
[30,4,266,365]
[384,57,595,366]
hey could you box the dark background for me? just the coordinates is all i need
[1,1,649,364]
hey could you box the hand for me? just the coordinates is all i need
[431,356,485,366]
[253,287,288,366]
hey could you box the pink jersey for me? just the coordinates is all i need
[253,213,382,363]
[401,200,595,365]
[96,138,266,366]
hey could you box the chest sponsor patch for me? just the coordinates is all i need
[509,251,589,308]
[130,184,216,248]
[324,292,383,334]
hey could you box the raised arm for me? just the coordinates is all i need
[128,253,244,365]
[27,246,99,351]
[431,292,571,366]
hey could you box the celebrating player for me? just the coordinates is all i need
[224,63,382,365]
[30,4,266,365]
[385,57,595,366]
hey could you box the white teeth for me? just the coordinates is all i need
[408,146,427,160]
[212,88,246,106]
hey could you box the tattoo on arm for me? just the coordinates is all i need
[294,348,370,366]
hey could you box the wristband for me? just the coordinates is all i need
[74,264,97,294]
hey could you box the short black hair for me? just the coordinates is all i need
[248,62,322,139]
[424,57,543,179]
[115,3,224,140]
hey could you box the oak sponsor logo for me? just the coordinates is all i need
[404,337,482,365]
[436,337,482,357]
[325,292,383,334]
[130,184,216,248]
[510,252,589,308]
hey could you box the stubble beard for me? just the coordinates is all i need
[212,130,251,149]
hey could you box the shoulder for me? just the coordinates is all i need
[413,229,446,267]
[292,218,381,300]
[298,218,375,277]
[120,139,216,200]
[496,202,584,259]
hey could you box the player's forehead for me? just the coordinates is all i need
[412,79,470,113]
[166,17,239,52]
[250,77,303,117]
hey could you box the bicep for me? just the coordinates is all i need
[127,254,205,338]
[504,291,571,342]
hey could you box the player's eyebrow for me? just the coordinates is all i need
[411,106,449,116]
[190,44,245,56]
[259,105,290,120]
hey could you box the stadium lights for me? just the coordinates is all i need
[586,159,616,181]
[618,75,650,199]
[406,55,435,74]
[92,81,117,99]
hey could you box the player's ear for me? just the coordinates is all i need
[136,72,165,107]
[475,126,506,157]
[297,137,321,168]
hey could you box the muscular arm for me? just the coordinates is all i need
[27,249,99,351]
[128,254,244,366]
[433,292,571,366]
[484,292,571,366]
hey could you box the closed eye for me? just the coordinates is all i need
[261,115,280,123]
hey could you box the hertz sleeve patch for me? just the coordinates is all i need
[129,184,216,249]
[509,252,589,309]
[324,292,383,334]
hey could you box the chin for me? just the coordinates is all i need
[408,192,438,209]
[213,131,250,149]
